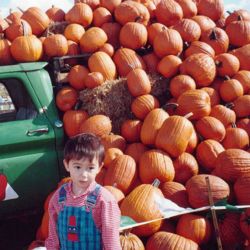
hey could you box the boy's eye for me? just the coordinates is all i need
[89,167,95,170]
[74,166,81,169]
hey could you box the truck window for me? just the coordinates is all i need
[0,79,37,122]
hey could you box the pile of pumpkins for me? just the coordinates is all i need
[1,0,250,249]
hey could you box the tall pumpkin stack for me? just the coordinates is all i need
[2,0,250,249]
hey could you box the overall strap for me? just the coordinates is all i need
[58,183,67,204]
[86,184,101,210]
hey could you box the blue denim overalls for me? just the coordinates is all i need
[57,184,102,250]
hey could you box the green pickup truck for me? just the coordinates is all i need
[0,60,69,220]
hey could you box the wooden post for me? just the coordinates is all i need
[205,176,223,250]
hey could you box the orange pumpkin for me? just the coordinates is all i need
[101,22,121,49]
[192,15,216,34]
[125,143,148,164]
[100,0,122,13]
[0,35,14,65]
[104,154,137,194]
[93,7,112,27]
[233,70,250,94]
[68,65,89,90]
[157,55,182,78]
[103,148,123,168]
[184,40,215,58]
[233,95,250,118]
[147,23,167,45]
[85,72,104,89]
[80,114,112,137]
[43,34,68,57]
[234,174,250,205]
[175,0,197,18]
[63,109,88,137]
[55,87,78,112]
[121,119,142,143]
[104,185,125,204]
[120,231,145,250]
[46,5,65,22]
[64,23,85,43]
[101,134,126,151]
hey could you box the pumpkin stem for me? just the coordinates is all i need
[152,178,160,187]
[17,7,24,13]
[184,112,193,120]
[21,20,29,36]
[0,33,5,40]
[161,102,178,111]
[209,29,218,40]
[122,229,131,237]
[183,41,190,50]
[231,122,237,128]
[226,10,232,15]
[135,16,142,22]
[161,25,167,32]
[225,102,234,109]
[237,15,243,21]
[224,75,231,81]
[74,99,83,110]
[215,60,223,68]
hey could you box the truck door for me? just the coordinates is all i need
[0,73,62,218]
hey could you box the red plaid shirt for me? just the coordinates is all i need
[45,181,122,250]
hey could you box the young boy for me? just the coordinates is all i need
[45,133,122,250]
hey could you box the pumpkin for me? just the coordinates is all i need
[21,7,50,36]
[104,185,125,204]
[119,21,148,50]
[175,0,197,18]
[43,34,68,57]
[85,72,104,88]
[65,41,81,66]
[56,87,78,112]
[218,212,245,248]
[240,208,250,239]
[93,7,112,27]
[176,214,212,244]
[146,231,199,250]
[10,34,43,62]
[5,18,32,42]
[215,148,250,182]
[68,65,89,90]
[192,15,216,34]
[186,129,199,154]
[80,27,107,53]
[160,181,189,207]
[233,70,250,94]
[125,143,148,164]
[131,94,160,120]
[103,148,123,168]
[236,118,250,136]
[173,152,199,185]
[126,69,151,97]
[177,89,211,120]
[75,0,100,10]
[139,149,175,184]
[222,125,249,150]
[184,41,215,59]
[121,119,142,143]
[0,35,14,65]
[140,108,169,146]
[215,53,240,77]
[155,0,183,27]
[96,167,106,186]
[104,154,137,194]
[200,27,229,55]
[100,0,122,13]
[142,53,160,74]
[63,110,88,137]
[180,53,216,86]
[225,9,250,25]
[120,184,164,236]
[101,22,121,49]
[234,174,250,205]
[155,114,194,157]
[6,10,22,22]
[113,48,146,77]
[80,114,112,137]
[147,23,167,45]
[101,134,126,151]
[201,87,220,106]
[230,44,250,71]
[232,95,250,118]
[169,75,196,99]
[114,1,150,26]
[64,23,85,43]
[120,231,145,250]
[65,3,93,27]
[210,104,236,127]
[173,18,201,42]
[226,20,250,47]
[186,174,230,208]
[46,5,65,22]
[196,139,224,172]
[157,55,182,78]
[88,51,117,80]
[153,28,183,58]
[98,43,114,57]
[195,116,226,142]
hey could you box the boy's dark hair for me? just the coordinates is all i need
[64,133,105,165]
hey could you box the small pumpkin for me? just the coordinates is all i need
[120,231,145,250]
[121,119,143,143]
[103,148,123,168]
[46,5,65,22]
[68,65,89,90]
[56,87,78,112]
[43,34,68,57]
[101,134,126,151]
[157,55,182,78]
[93,7,112,27]
[64,23,85,43]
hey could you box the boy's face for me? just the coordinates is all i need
[63,156,102,194]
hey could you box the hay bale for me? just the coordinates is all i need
[79,74,170,133]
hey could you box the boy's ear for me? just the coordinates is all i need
[63,159,70,172]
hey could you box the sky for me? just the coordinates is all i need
[0,0,250,18]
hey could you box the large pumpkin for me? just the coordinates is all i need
[234,174,250,205]
[146,231,199,250]
[155,115,194,157]
[186,174,230,208]
[0,36,14,65]
[104,154,137,194]
[79,114,112,137]
[120,184,164,236]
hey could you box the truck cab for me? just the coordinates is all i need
[0,62,65,218]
